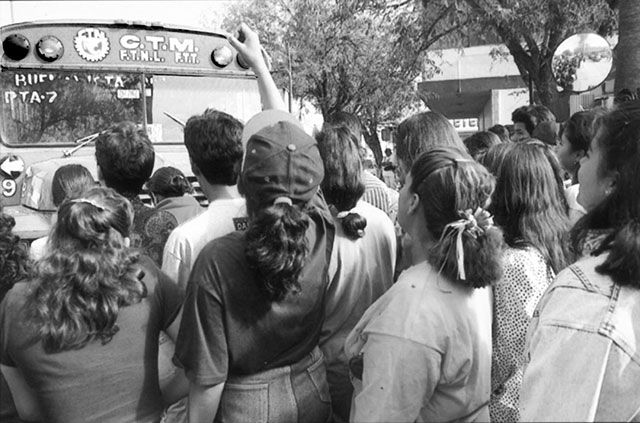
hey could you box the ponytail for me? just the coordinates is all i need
[336,210,367,240]
[429,208,504,288]
[245,202,310,302]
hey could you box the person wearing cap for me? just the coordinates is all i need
[173,115,335,422]
[147,166,202,226]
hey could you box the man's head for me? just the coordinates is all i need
[511,105,538,142]
[95,121,155,197]
[184,109,244,186]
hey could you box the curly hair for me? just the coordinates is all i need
[316,125,367,240]
[245,202,311,302]
[410,147,504,288]
[184,109,244,186]
[95,121,155,197]
[572,100,640,287]
[26,186,146,353]
[0,212,31,301]
[489,142,572,273]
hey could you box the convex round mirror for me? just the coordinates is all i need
[552,33,613,93]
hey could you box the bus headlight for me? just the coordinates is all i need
[211,46,233,67]
[2,34,30,61]
[36,36,64,62]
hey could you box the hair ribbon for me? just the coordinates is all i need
[441,208,494,281]
[71,198,106,211]
[273,196,293,206]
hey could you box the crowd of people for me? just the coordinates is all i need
[2,22,640,423]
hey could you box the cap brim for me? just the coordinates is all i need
[241,110,303,146]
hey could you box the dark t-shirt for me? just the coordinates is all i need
[129,196,178,267]
[0,256,184,423]
[174,208,335,386]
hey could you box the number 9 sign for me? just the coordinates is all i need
[2,179,17,197]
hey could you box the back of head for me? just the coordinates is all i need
[561,110,599,153]
[316,125,367,239]
[395,111,464,172]
[184,109,244,186]
[533,104,556,123]
[51,164,95,207]
[325,111,363,141]
[464,131,502,161]
[95,121,154,197]
[146,166,192,198]
[490,142,571,272]
[32,186,145,353]
[480,142,513,176]
[410,147,504,288]
[574,100,640,286]
[488,124,510,143]
[241,117,325,301]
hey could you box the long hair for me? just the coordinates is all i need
[396,112,464,171]
[572,100,640,287]
[27,186,146,353]
[490,142,572,273]
[410,147,504,288]
[0,211,31,301]
[316,125,367,239]
[245,198,312,302]
[464,131,502,162]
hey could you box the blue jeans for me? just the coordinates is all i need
[216,346,332,423]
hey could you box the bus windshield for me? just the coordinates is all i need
[1,69,256,145]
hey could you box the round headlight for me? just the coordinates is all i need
[36,36,64,62]
[2,34,30,61]
[211,46,233,67]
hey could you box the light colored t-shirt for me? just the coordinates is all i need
[345,261,493,423]
[161,197,246,289]
[320,200,396,421]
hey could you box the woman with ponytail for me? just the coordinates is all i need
[147,166,202,225]
[315,125,396,422]
[174,112,335,423]
[345,147,504,422]
[520,100,640,421]
[0,186,186,423]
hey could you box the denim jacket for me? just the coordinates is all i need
[520,253,640,422]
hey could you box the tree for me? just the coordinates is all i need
[451,0,616,109]
[222,0,468,166]
[612,0,640,94]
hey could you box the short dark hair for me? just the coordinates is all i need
[95,121,155,197]
[488,124,510,143]
[463,131,501,161]
[511,105,538,135]
[560,110,599,153]
[184,109,243,186]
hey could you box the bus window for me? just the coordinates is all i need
[1,70,145,145]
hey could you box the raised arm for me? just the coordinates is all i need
[227,23,287,111]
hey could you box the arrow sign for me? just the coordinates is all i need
[0,155,25,179]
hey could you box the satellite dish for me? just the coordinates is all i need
[552,33,613,93]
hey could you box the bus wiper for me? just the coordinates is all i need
[164,112,185,127]
[62,132,101,157]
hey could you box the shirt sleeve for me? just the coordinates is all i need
[173,249,228,387]
[350,333,440,423]
[520,316,612,421]
[161,230,191,290]
[154,265,185,330]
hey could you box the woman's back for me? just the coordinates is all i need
[0,257,183,423]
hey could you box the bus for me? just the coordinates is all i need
[0,20,263,240]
